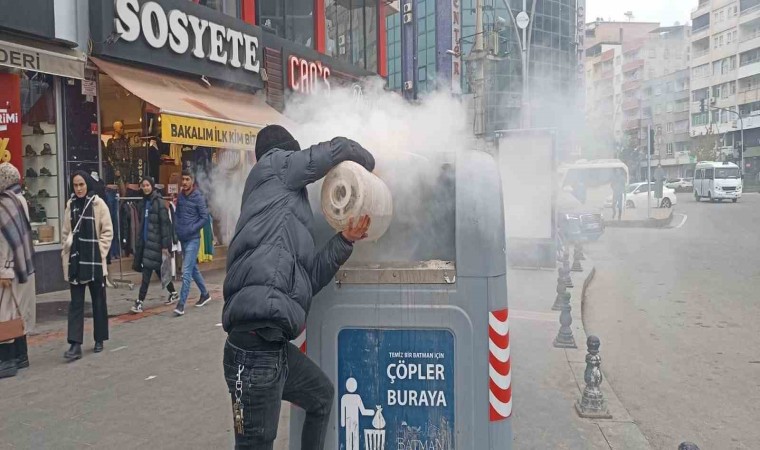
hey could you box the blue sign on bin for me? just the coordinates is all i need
[337,328,455,450]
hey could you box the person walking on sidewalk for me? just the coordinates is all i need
[130,177,178,314]
[223,125,374,449]
[61,171,113,361]
[0,163,36,379]
[174,170,210,316]
[611,169,626,220]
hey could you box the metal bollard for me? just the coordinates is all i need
[575,243,586,261]
[678,443,700,450]
[575,335,612,418]
[561,252,574,288]
[553,302,576,348]
[552,277,569,311]
[571,248,583,272]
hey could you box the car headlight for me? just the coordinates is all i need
[715,186,722,190]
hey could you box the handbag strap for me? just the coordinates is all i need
[1,286,22,319]
[72,196,96,235]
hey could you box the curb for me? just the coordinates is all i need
[604,210,674,229]
[564,257,653,450]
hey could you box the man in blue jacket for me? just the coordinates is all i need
[223,125,373,448]
[174,170,211,316]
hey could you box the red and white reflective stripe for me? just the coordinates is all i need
[291,329,307,353]
[489,309,512,421]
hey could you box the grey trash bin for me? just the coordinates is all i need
[290,150,512,450]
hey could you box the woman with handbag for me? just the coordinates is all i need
[0,163,36,379]
[129,176,178,314]
[61,171,113,361]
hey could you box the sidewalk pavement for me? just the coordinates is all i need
[509,255,652,449]
[4,257,648,449]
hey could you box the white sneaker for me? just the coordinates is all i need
[165,292,179,305]
[130,300,143,314]
[173,304,185,316]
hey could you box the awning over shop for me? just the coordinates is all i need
[0,33,86,79]
[90,57,292,151]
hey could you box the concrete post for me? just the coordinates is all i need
[575,335,612,418]
[553,302,576,348]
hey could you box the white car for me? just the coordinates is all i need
[606,182,678,209]
[665,177,694,192]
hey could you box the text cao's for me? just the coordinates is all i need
[114,0,260,74]
[386,360,447,407]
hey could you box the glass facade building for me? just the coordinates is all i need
[325,0,379,71]
[387,13,403,90]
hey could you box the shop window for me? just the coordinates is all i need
[198,0,241,17]
[258,0,314,48]
[325,0,378,71]
[386,13,402,90]
[16,72,62,246]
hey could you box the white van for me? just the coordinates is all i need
[693,161,742,203]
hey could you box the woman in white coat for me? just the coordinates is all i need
[0,163,36,379]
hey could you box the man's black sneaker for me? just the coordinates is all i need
[165,291,179,305]
[25,145,37,156]
[130,300,144,314]
[39,167,52,177]
[173,304,185,316]
[37,189,50,198]
[25,168,38,178]
[64,343,82,361]
[194,292,212,308]
[41,143,53,155]
[94,342,104,353]
[32,123,44,135]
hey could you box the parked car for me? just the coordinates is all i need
[605,182,678,209]
[665,177,693,192]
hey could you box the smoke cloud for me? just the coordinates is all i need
[201,80,477,264]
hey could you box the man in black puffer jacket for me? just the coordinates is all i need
[222,125,373,449]
[130,177,177,313]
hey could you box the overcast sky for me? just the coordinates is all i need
[586,0,695,27]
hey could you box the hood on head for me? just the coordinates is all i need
[255,124,301,161]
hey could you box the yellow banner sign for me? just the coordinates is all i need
[161,114,260,150]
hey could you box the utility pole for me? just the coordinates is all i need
[469,0,486,137]
[647,125,652,219]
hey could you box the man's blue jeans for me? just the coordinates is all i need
[179,238,208,307]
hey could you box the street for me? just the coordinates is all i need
[585,192,760,449]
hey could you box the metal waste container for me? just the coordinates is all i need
[290,150,512,450]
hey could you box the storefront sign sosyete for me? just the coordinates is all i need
[288,55,331,94]
[0,73,22,172]
[160,114,259,151]
[91,0,263,89]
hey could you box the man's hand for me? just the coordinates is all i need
[342,215,371,243]
[0,279,12,288]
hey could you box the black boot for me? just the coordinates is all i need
[94,342,104,353]
[14,335,29,369]
[0,359,18,379]
[64,343,82,361]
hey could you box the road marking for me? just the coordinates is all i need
[110,345,128,352]
[509,309,558,322]
[145,375,157,381]
[671,213,688,229]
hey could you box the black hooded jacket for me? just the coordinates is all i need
[222,136,375,338]
[132,180,172,272]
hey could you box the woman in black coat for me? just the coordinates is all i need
[130,177,177,313]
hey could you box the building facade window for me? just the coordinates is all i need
[415,0,436,93]
[325,0,377,70]
[198,0,240,17]
[386,13,402,90]
[692,112,710,126]
[259,0,314,47]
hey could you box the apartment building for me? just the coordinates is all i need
[690,0,760,180]
[583,21,659,159]
[621,26,693,179]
